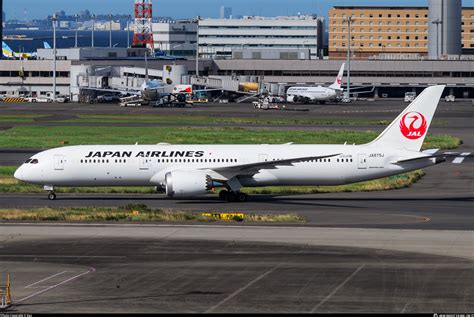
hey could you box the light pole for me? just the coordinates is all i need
[91,14,95,47]
[52,14,58,102]
[109,14,113,48]
[343,16,354,101]
[127,15,132,48]
[74,14,79,48]
[195,17,200,77]
[432,18,442,59]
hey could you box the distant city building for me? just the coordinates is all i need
[198,15,324,60]
[219,6,232,19]
[55,10,66,19]
[79,10,91,21]
[95,21,121,31]
[329,5,473,60]
[153,20,198,57]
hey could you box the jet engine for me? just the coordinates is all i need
[165,170,213,198]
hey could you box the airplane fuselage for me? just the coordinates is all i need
[15,144,435,189]
[287,86,340,102]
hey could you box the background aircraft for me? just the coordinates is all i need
[2,42,37,59]
[286,63,345,104]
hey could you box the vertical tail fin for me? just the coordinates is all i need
[329,63,345,90]
[43,41,52,49]
[368,85,445,152]
[2,42,14,58]
[2,42,13,52]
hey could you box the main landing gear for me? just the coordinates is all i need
[219,190,248,202]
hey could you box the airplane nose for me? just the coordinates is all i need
[14,167,24,181]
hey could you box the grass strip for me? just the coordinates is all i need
[0,114,448,126]
[0,204,305,223]
[68,115,392,126]
[0,166,424,195]
[0,126,461,149]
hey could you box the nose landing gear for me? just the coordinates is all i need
[48,192,57,201]
[44,185,56,200]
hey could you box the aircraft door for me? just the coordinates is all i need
[357,154,367,169]
[54,155,65,170]
[139,157,151,170]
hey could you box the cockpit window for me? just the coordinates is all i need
[24,159,32,164]
[30,159,39,164]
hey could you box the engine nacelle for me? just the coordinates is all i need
[165,170,212,198]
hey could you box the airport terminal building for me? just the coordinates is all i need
[198,15,325,60]
[0,4,473,100]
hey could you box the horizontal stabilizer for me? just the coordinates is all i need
[391,155,446,164]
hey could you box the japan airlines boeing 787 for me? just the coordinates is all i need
[14,85,446,202]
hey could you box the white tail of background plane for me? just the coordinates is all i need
[329,63,345,90]
[369,85,445,152]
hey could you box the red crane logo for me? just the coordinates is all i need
[399,111,427,140]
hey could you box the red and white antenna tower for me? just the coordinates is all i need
[132,0,154,49]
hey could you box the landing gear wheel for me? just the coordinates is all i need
[48,192,56,201]
[236,192,248,202]
[219,190,228,200]
[226,191,236,202]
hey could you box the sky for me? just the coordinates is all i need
[3,0,474,20]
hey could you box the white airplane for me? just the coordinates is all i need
[286,63,345,104]
[14,85,446,202]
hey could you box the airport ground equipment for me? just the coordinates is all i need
[405,92,417,103]
[445,95,456,102]
[0,273,11,310]
[1,97,26,103]
[120,95,143,107]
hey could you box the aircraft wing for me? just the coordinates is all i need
[206,153,341,180]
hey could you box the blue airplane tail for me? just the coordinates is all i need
[2,41,13,53]
[43,41,52,49]
[2,41,14,58]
